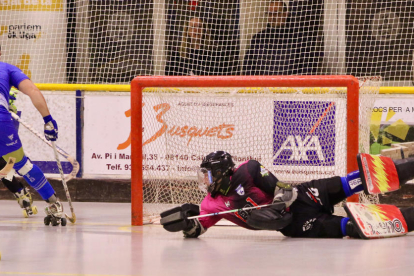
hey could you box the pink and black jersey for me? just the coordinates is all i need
[198,160,278,230]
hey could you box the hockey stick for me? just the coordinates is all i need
[161,202,284,225]
[187,202,283,220]
[51,141,76,224]
[10,112,79,182]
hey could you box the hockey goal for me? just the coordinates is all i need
[131,76,380,226]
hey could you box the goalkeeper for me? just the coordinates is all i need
[161,151,414,238]
[0,46,64,224]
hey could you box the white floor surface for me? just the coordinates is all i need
[0,200,413,276]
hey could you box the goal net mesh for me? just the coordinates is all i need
[0,1,411,86]
[141,77,380,223]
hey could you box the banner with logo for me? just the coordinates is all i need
[14,91,76,174]
[370,96,414,154]
[83,93,349,182]
[0,0,66,83]
[83,94,132,177]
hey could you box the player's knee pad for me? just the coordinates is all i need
[247,203,292,231]
[4,167,16,182]
[0,156,16,179]
[14,157,55,200]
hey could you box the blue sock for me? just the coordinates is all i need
[15,158,55,200]
[341,217,350,236]
[340,170,364,197]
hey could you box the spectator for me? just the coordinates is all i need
[288,0,324,75]
[165,17,213,76]
[243,0,294,75]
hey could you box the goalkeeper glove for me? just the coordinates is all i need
[273,181,298,208]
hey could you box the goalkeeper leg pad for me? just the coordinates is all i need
[345,203,408,239]
[247,202,292,231]
[14,157,55,200]
[357,153,400,194]
[160,203,200,232]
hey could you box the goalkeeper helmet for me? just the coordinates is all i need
[197,151,235,198]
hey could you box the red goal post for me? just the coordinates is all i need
[131,75,371,226]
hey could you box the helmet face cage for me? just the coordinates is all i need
[197,167,213,193]
[197,151,235,197]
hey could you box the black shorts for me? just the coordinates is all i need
[280,176,348,238]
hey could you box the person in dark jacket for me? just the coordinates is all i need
[165,17,214,76]
[243,1,294,75]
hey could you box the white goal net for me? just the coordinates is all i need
[0,1,411,86]
[136,76,380,223]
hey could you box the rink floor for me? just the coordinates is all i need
[1,201,414,276]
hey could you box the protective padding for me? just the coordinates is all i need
[160,206,183,219]
[0,157,15,178]
[15,156,33,175]
[357,153,400,194]
[160,204,200,232]
[247,202,292,231]
[15,158,55,200]
[345,203,408,239]
[1,175,24,194]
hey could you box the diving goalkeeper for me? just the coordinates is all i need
[161,151,414,238]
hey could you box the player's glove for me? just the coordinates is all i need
[247,202,293,231]
[43,115,58,141]
[273,181,298,208]
[8,88,18,113]
[160,203,205,238]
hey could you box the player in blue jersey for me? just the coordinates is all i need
[0,45,66,226]
[0,87,39,218]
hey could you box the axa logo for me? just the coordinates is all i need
[273,101,336,166]
[273,135,324,161]
[117,103,235,150]
[8,134,13,140]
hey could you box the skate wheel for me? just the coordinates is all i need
[51,217,59,226]
[22,209,29,218]
[44,216,51,226]
[61,217,67,226]
[32,206,38,215]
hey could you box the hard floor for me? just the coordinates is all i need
[0,200,413,276]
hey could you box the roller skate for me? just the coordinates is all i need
[44,200,67,226]
[14,188,38,218]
